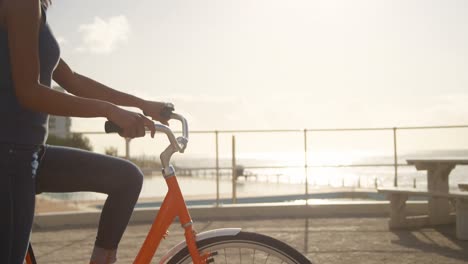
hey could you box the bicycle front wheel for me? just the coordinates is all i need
[167,231,312,264]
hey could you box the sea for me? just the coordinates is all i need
[41,149,468,205]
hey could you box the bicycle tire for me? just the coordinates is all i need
[167,231,312,264]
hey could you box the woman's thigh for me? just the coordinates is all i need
[36,145,143,195]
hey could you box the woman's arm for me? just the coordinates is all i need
[6,0,155,138]
[53,59,145,108]
[53,59,172,125]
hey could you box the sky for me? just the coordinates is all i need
[46,0,468,156]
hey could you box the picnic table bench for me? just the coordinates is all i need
[378,158,468,240]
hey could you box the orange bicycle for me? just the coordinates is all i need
[26,113,312,264]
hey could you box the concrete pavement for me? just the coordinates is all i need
[31,217,468,263]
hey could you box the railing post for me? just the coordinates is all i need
[125,138,131,159]
[393,127,398,187]
[215,131,220,207]
[304,129,309,205]
[232,135,237,204]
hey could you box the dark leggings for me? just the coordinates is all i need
[0,144,40,264]
[0,144,143,263]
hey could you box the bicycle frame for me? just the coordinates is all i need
[26,244,37,264]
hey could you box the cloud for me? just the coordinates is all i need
[77,15,130,54]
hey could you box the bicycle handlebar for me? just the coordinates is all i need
[104,113,189,153]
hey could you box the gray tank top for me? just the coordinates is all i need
[0,5,60,145]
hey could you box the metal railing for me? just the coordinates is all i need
[75,124,468,205]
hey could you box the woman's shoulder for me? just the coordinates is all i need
[1,0,43,30]
[2,0,42,16]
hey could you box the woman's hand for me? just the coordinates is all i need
[106,104,156,138]
[140,101,175,126]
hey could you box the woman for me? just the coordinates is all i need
[0,0,171,263]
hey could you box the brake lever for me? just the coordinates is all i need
[143,103,175,120]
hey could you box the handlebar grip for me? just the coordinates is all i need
[105,121,122,133]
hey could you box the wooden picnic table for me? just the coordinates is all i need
[406,158,468,225]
